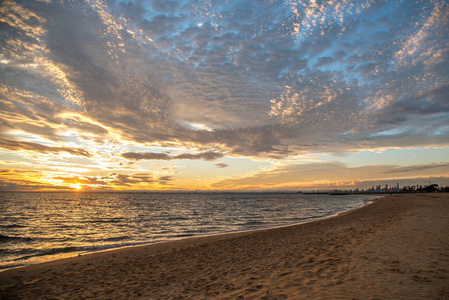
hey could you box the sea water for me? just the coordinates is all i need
[0,192,378,270]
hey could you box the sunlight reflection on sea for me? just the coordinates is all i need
[0,192,377,270]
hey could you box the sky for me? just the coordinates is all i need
[0,0,448,192]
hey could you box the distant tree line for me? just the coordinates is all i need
[400,184,449,193]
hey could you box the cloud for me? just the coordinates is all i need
[110,174,155,185]
[108,173,174,187]
[0,0,448,172]
[0,169,68,191]
[121,150,224,161]
[314,56,336,68]
[52,176,106,185]
[215,163,229,168]
[0,180,66,191]
[383,163,449,174]
[62,116,109,136]
[121,152,172,161]
[394,1,449,68]
[268,72,365,149]
[0,138,92,157]
[191,124,293,158]
[388,84,449,115]
[158,175,174,183]
[176,151,224,161]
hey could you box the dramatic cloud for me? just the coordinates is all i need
[0,0,448,191]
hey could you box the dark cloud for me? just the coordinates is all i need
[158,175,174,184]
[110,173,156,186]
[121,152,172,161]
[121,150,224,161]
[108,173,174,187]
[389,84,449,115]
[215,163,229,168]
[0,180,67,191]
[176,151,224,161]
[0,138,92,158]
[383,163,449,174]
[314,56,336,68]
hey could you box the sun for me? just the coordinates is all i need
[69,183,83,191]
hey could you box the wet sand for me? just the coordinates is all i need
[1,193,449,299]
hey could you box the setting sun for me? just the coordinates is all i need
[70,183,83,191]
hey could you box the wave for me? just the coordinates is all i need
[173,233,195,238]
[0,234,33,243]
[104,236,130,242]
[238,220,265,226]
[86,218,126,224]
[0,224,26,229]
[0,262,27,270]
[12,245,79,262]
[167,217,189,221]
[79,240,161,253]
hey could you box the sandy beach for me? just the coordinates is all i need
[1,193,448,299]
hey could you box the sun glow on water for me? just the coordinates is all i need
[0,192,376,270]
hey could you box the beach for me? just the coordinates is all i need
[1,193,448,299]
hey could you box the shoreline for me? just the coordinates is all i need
[0,194,377,273]
[1,193,448,299]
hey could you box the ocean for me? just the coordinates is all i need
[0,192,378,271]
